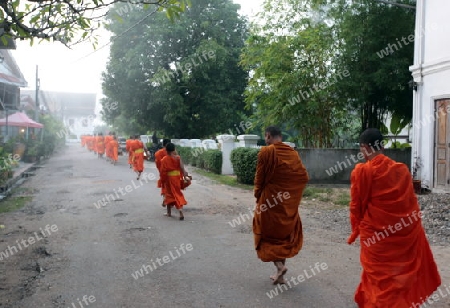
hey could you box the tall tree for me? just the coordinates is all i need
[240,0,347,147]
[331,0,416,131]
[241,0,416,146]
[102,0,249,138]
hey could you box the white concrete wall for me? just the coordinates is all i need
[422,0,450,63]
[411,0,450,190]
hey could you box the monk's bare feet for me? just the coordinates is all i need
[166,205,172,217]
[179,211,184,221]
[271,261,287,285]
[272,276,287,285]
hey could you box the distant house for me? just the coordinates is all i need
[410,0,450,191]
[20,90,96,142]
[0,49,28,141]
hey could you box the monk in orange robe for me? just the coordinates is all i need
[126,135,134,169]
[87,135,94,152]
[93,134,98,155]
[130,135,148,180]
[109,136,119,165]
[81,135,86,147]
[104,133,112,162]
[160,143,189,220]
[96,133,105,158]
[155,139,170,206]
[348,128,441,308]
[253,126,309,285]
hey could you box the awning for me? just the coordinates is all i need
[0,72,27,87]
[0,112,44,128]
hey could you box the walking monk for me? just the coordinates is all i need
[253,126,309,285]
[126,135,134,169]
[160,143,189,220]
[110,136,119,165]
[155,139,170,206]
[348,128,441,308]
[96,133,105,158]
[130,135,148,180]
[104,132,113,162]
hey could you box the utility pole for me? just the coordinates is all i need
[35,65,40,121]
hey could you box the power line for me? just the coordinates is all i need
[72,6,160,63]
[374,0,416,10]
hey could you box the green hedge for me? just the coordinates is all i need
[230,147,259,184]
[202,150,222,174]
[176,146,222,174]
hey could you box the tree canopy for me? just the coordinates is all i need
[0,0,190,46]
[240,0,416,147]
[101,0,249,138]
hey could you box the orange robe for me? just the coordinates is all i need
[130,140,144,172]
[96,136,105,155]
[93,136,98,153]
[155,148,168,195]
[81,135,86,147]
[87,136,94,151]
[110,139,119,162]
[104,135,112,159]
[253,142,309,262]
[160,155,187,209]
[348,154,441,308]
[126,139,133,165]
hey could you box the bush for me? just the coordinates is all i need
[203,150,222,174]
[195,152,205,169]
[177,146,193,165]
[177,146,222,174]
[230,147,259,184]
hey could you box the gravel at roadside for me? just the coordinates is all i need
[304,193,450,246]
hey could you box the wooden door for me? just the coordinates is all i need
[435,99,450,188]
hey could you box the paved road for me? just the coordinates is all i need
[0,144,448,308]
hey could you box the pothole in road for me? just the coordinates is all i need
[33,246,52,257]
[114,213,128,217]
[238,225,252,234]
[91,180,121,184]
[123,227,147,232]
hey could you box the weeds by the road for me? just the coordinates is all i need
[194,169,253,191]
[0,196,32,214]
[303,186,350,208]
[0,187,34,214]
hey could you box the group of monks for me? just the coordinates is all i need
[81,132,119,164]
[79,126,441,307]
[254,126,441,308]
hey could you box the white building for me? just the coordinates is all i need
[410,0,450,191]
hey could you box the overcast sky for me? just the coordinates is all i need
[11,0,264,105]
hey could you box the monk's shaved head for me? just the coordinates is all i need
[163,139,171,147]
[264,126,283,145]
[359,128,383,147]
[166,143,175,153]
[265,126,282,138]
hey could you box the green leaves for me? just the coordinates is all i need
[3,0,189,45]
[230,147,259,184]
[103,0,248,137]
[241,0,341,147]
